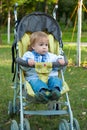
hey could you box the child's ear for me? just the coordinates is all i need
[31,46,35,50]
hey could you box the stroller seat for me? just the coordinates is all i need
[18,32,69,101]
[9,12,80,130]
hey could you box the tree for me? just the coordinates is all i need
[1,0,87,28]
[1,0,57,27]
[58,0,77,24]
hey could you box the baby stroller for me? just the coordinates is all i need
[8,11,80,130]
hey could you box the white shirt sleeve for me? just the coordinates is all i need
[47,52,64,62]
[22,51,34,61]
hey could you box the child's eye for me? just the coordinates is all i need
[40,43,43,46]
[45,44,48,46]
[39,43,48,46]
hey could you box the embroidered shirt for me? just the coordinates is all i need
[22,50,64,82]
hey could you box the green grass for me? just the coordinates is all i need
[0,34,87,129]
[64,44,87,66]
[0,44,87,130]
[0,45,13,129]
[60,25,87,42]
[62,31,87,42]
[1,33,14,44]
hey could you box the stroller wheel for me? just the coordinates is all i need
[24,118,31,130]
[11,120,19,130]
[8,101,13,116]
[59,119,69,130]
[73,118,80,130]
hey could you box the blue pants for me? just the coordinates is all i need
[29,77,62,94]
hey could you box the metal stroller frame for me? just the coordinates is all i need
[8,4,80,130]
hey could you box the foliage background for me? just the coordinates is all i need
[0,0,87,30]
[0,0,87,129]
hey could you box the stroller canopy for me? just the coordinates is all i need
[17,12,63,46]
[12,12,63,74]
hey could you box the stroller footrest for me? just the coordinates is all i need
[24,110,68,116]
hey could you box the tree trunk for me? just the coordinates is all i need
[44,0,48,13]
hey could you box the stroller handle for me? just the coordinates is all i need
[16,57,68,68]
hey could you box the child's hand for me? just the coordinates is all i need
[28,59,35,66]
[58,59,65,65]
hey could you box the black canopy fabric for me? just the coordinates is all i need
[12,12,63,75]
[17,12,62,45]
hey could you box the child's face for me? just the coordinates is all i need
[32,37,48,55]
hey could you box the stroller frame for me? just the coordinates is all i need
[9,11,80,130]
[19,69,73,130]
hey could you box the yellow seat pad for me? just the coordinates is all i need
[18,33,69,97]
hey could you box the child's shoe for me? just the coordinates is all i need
[37,90,49,103]
[49,89,61,100]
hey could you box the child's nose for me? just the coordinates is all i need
[43,47,46,49]
[43,45,46,48]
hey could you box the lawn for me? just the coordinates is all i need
[0,2,87,128]
[0,37,87,129]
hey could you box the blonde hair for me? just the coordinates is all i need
[28,31,49,51]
